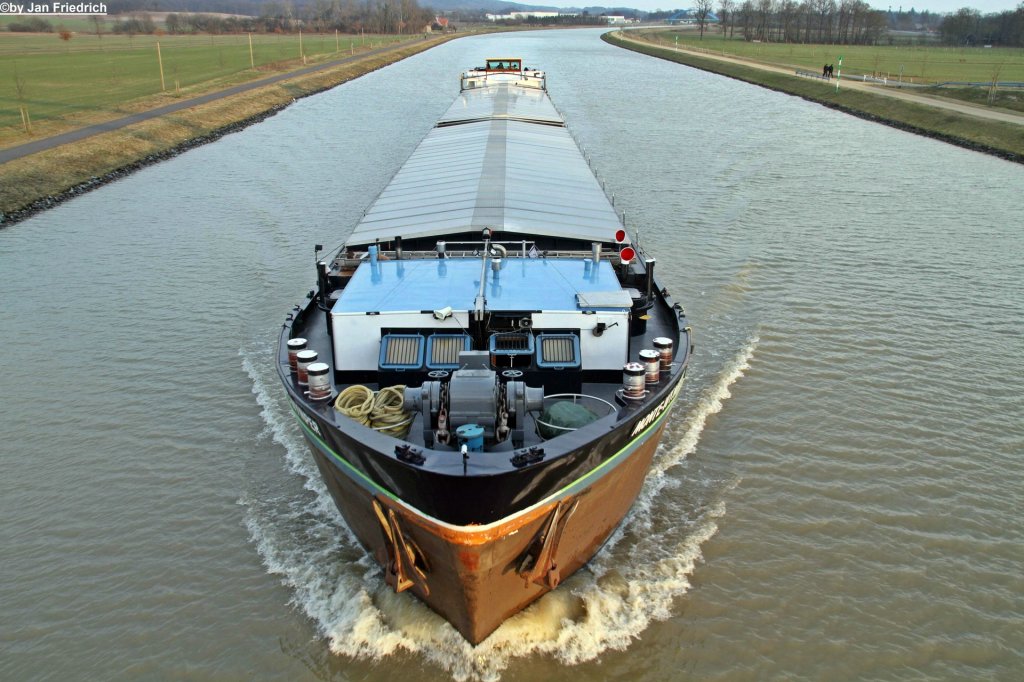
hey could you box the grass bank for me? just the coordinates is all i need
[1,32,415,146]
[604,31,1024,165]
[643,31,1024,84]
[0,34,458,226]
[928,87,1024,114]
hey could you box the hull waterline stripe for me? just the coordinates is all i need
[288,387,681,533]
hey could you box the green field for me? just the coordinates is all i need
[608,31,1024,162]
[644,30,1024,84]
[0,31,413,134]
[0,32,457,219]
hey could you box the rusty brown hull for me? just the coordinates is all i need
[306,420,668,644]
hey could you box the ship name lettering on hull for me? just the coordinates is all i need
[294,403,323,438]
[630,380,683,438]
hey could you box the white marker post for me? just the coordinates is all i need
[835,55,843,93]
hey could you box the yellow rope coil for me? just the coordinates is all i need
[334,384,411,438]
[334,385,375,426]
[372,385,411,437]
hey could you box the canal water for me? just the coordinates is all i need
[2,28,1022,681]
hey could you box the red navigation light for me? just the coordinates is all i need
[614,229,627,243]
[619,246,636,263]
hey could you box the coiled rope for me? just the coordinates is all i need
[371,386,411,437]
[334,385,374,426]
[335,385,411,438]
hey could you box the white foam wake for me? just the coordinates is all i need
[652,334,759,477]
[588,333,759,562]
[238,335,758,681]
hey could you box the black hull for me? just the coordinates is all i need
[291,390,680,643]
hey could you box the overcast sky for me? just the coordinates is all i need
[574,1,1021,14]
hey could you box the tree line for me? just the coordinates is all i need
[939,4,1024,46]
[257,0,436,34]
[714,0,889,45]
[706,1,1023,47]
[104,0,438,36]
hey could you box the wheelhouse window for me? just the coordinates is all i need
[486,59,521,71]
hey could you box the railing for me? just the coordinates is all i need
[535,393,618,440]
[795,69,831,81]
[796,69,1024,90]
[460,71,546,92]
[333,243,625,266]
[934,81,1024,89]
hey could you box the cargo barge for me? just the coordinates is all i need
[276,58,692,644]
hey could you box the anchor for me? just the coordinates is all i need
[516,498,579,589]
[373,499,429,595]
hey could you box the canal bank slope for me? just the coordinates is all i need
[0,35,461,228]
[604,31,1024,165]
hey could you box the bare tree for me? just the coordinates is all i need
[13,61,28,101]
[718,0,735,38]
[695,0,714,39]
[988,61,1004,104]
[739,0,755,40]
[756,0,771,40]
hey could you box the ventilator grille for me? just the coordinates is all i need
[379,334,424,369]
[541,337,575,363]
[536,333,580,369]
[490,333,533,354]
[428,334,471,368]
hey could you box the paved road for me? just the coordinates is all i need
[0,40,427,165]
[618,33,1024,127]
